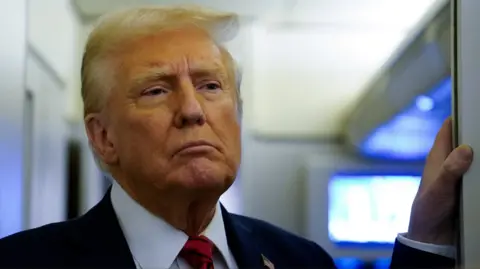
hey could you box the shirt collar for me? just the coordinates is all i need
[110,181,235,268]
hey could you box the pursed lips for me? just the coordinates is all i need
[174,140,218,156]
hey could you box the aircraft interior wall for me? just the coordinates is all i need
[0,1,455,268]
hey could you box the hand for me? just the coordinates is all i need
[407,117,473,245]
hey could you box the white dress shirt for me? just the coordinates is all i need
[396,233,455,258]
[111,181,455,268]
[110,181,238,269]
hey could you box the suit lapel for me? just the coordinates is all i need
[220,205,265,268]
[70,189,136,267]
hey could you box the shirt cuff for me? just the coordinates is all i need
[396,233,455,259]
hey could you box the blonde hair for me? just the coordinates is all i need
[81,5,243,173]
[81,5,243,117]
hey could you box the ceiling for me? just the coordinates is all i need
[72,0,442,26]
[72,0,291,20]
[71,0,445,138]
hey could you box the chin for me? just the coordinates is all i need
[172,157,233,191]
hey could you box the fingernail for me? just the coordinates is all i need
[457,144,473,161]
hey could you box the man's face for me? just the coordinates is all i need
[100,26,241,194]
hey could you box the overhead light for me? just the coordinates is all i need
[415,95,434,111]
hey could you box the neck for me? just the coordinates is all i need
[115,179,219,235]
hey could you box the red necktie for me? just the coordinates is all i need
[180,235,215,269]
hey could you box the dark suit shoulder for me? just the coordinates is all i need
[1,220,72,243]
[230,213,318,246]
[230,214,335,268]
[0,220,79,266]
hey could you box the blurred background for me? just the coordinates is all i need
[1,0,454,268]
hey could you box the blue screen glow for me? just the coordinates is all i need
[334,257,391,269]
[328,174,421,245]
[360,77,452,161]
[334,258,363,269]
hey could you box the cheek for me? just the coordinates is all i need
[207,102,241,159]
[114,112,171,162]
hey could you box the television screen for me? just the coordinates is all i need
[328,174,421,245]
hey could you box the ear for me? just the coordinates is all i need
[85,114,118,166]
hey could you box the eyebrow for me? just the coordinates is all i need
[132,63,225,87]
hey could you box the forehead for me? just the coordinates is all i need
[119,26,225,77]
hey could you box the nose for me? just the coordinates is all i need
[174,80,206,128]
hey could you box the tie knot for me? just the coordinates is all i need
[180,235,215,269]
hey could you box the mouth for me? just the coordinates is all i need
[174,140,218,156]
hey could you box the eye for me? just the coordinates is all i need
[198,82,221,92]
[143,87,168,96]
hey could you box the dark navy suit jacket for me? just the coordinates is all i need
[0,191,455,268]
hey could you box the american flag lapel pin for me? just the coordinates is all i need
[261,254,274,269]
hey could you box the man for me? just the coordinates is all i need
[0,5,473,268]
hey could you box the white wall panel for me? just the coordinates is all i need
[28,0,82,122]
[25,49,69,228]
[0,0,27,238]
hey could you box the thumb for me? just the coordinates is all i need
[433,145,473,195]
[422,118,453,188]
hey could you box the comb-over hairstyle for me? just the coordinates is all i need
[81,5,243,174]
[81,5,242,117]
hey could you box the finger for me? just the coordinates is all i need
[432,144,473,196]
[422,118,454,185]
[427,117,453,165]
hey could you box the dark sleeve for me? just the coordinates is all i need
[390,239,455,268]
[310,241,337,269]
